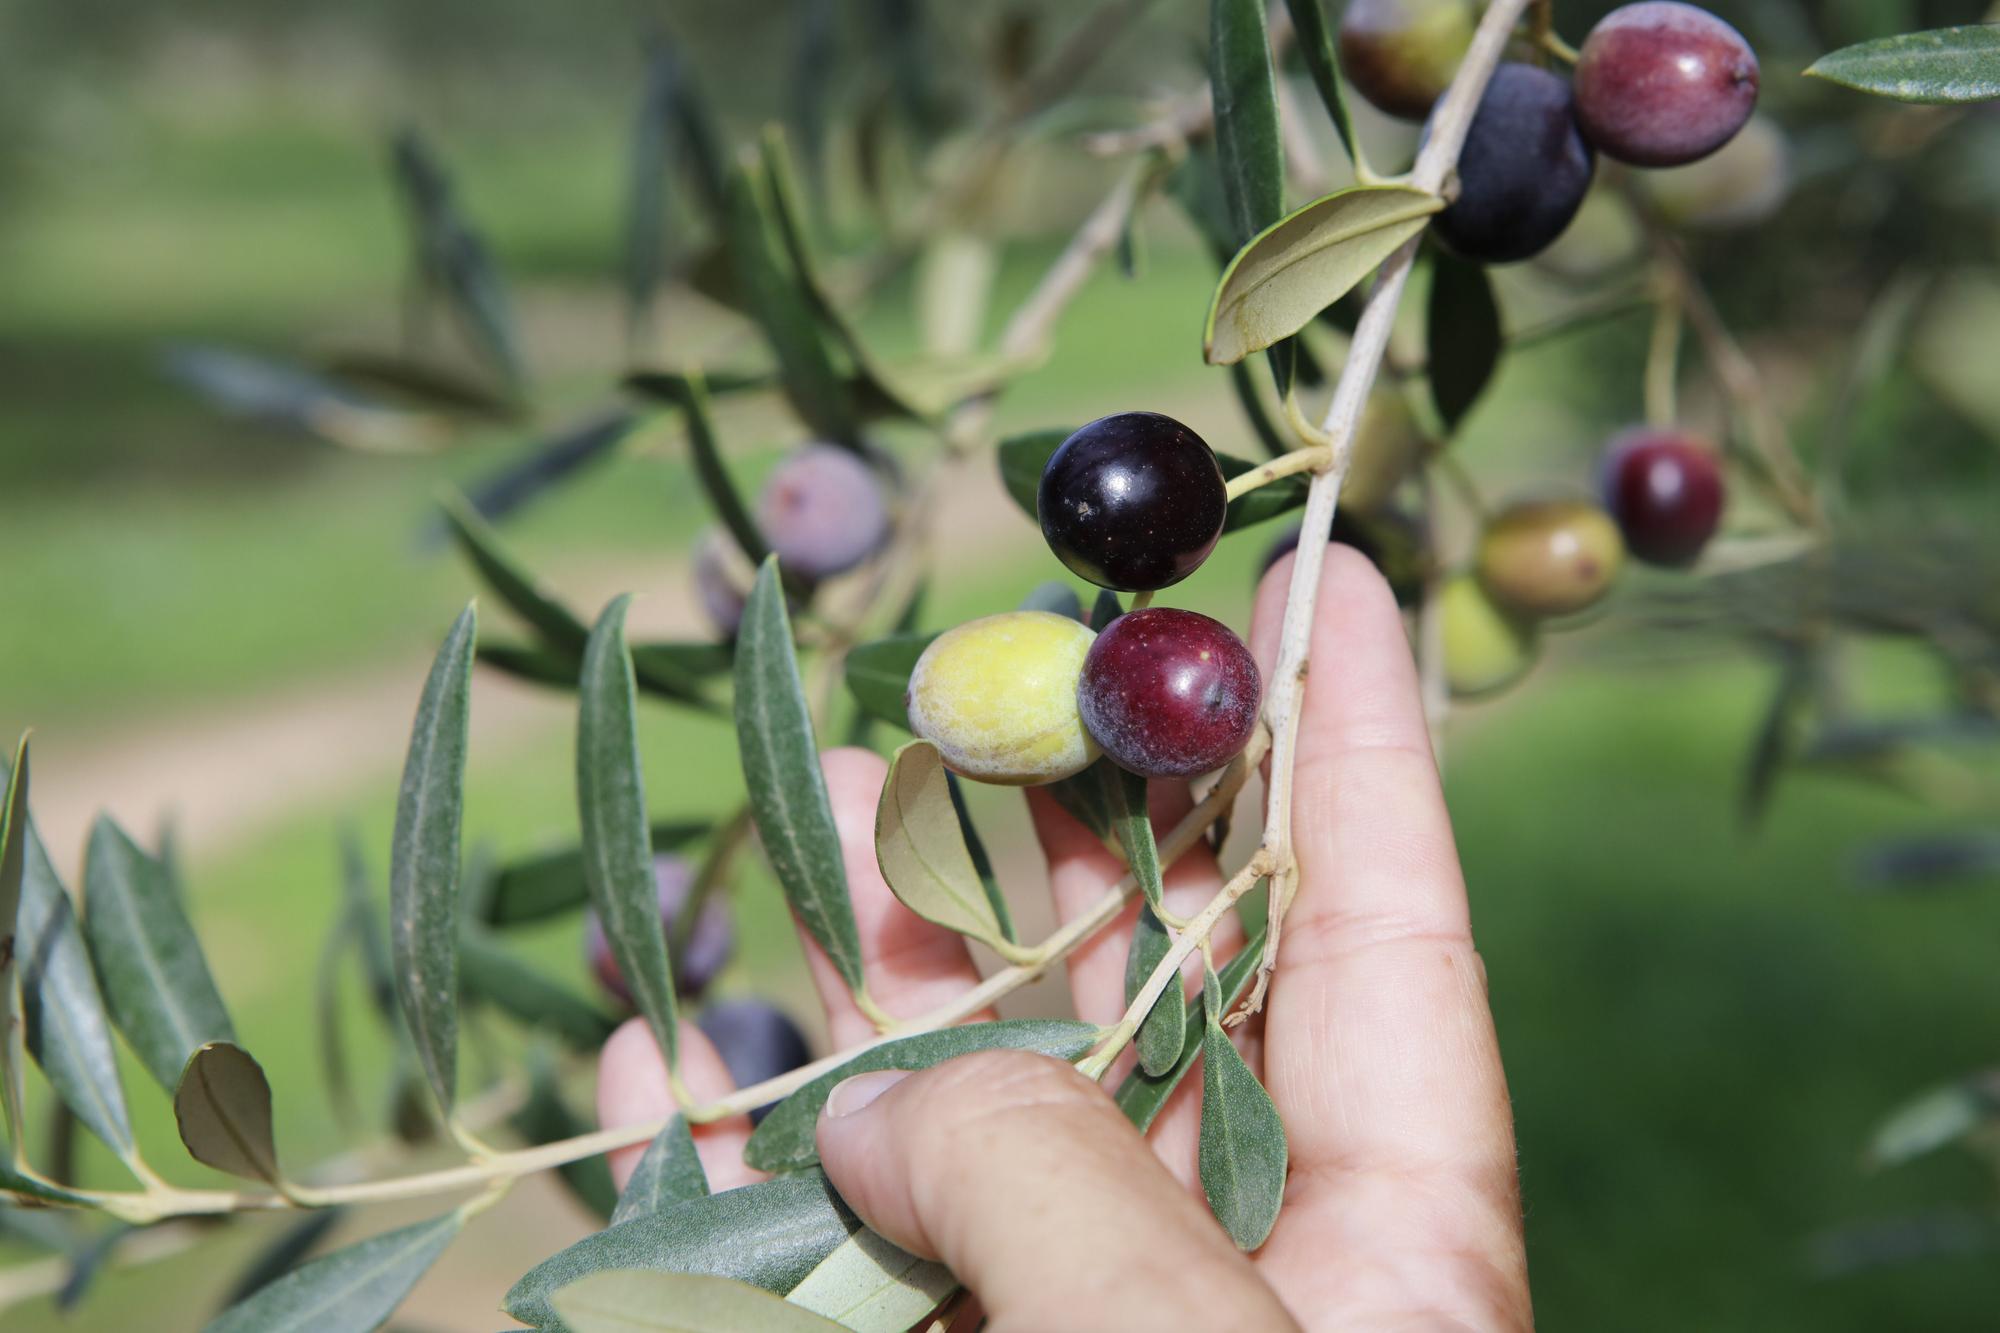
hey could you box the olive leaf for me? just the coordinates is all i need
[673,372,770,568]
[173,1042,281,1185]
[579,595,681,1070]
[997,427,1071,519]
[875,741,1011,951]
[612,1114,709,1225]
[1047,758,1116,842]
[0,1160,96,1208]
[1853,832,2000,891]
[1427,249,1502,433]
[553,1269,849,1333]
[1102,764,1164,914]
[1282,0,1363,166]
[207,1209,464,1333]
[1806,25,2000,104]
[1209,0,1283,251]
[448,411,636,529]
[82,816,236,1093]
[1116,927,1267,1133]
[745,1020,1101,1174]
[511,1056,619,1220]
[17,812,135,1164]
[1125,903,1186,1079]
[217,1209,346,1311]
[388,604,477,1120]
[506,1170,862,1329]
[947,773,1014,944]
[1866,1073,2000,1168]
[625,41,682,342]
[736,558,868,994]
[388,131,524,394]
[479,821,709,927]
[0,736,28,1157]
[843,632,939,731]
[1017,581,1084,621]
[1198,963,1288,1250]
[1205,185,1444,366]
[725,161,860,444]
[459,931,617,1049]
[786,1227,956,1332]
[439,491,590,655]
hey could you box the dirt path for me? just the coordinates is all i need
[27,449,1041,866]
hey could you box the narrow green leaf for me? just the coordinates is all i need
[1125,904,1185,1078]
[1047,759,1115,842]
[1282,0,1363,165]
[946,773,1014,944]
[17,813,135,1160]
[323,350,521,422]
[506,1171,861,1329]
[1103,765,1164,914]
[207,1210,463,1333]
[843,631,940,730]
[388,131,524,393]
[388,604,477,1120]
[1229,360,1291,459]
[625,43,680,341]
[449,411,637,531]
[1427,249,1502,432]
[1205,185,1443,366]
[746,1019,1100,1174]
[674,373,770,568]
[1210,0,1284,249]
[1806,25,2000,104]
[554,1269,849,1333]
[736,559,866,993]
[1867,1073,2000,1167]
[0,736,29,1157]
[997,428,1071,520]
[762,128,937,426]
[0,1160,97,1207]
[1198,963,1288,1250]
[480,822,709,927]
[612,1114,709,1225]
[1089,589,1125,631]
[625,368,775,403]
[511,1057,619,1220]
[786,1227,955,1331]
[438,492,589,655]
[579,596,680,1070]
[630,641,735,681]
[1117,928,1266,1132]
[725,163,859,444]
[1742,650,1814,828]
[1017,581,1084,621]
[460,932,617,1049]
[82,817,236,1092]
[174,1041,281,1184]
[875,742,1009,949]
[218,1209,346,1311]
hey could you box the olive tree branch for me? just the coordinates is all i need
[1239,0,1537,1019]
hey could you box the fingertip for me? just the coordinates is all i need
[598,1017,758,1191]
[821,746,890,836]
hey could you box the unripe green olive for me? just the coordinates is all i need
[1640,113,1791,230]
[1338,0,1479,122]
[906,611,1100,786]
[1442,575,1539,699]
[1344,389,1426,513]
[1475,499,1625,620]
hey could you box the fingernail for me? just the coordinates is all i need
[824,1070,910,1119]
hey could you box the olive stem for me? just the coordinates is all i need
[1241,0,1536,1019]
[1644,276,1686,429]
[1223,445,1333,501]
[1128,590,1156,612]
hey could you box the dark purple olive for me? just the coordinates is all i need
[1433,63,1596,265]
[695,998,813,1123]
[1038,413,1228,593]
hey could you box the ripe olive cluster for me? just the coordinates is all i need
[910,413,1262,787]
[1345,0,1760,264]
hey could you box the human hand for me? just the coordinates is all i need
[598,549,1530,1331]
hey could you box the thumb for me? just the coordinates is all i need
[815,1049,1296,1332]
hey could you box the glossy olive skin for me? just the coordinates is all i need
[1574,3,1758,168]
[1433,63,1596,265]
[1038,413,1228,592]
[1441,575,1539,699]
[585,855,734,1005]
[694,999,812,1125]
[1600,429,1725,567]
[1262,507,1431,608]
[1338,0,1478,121]
[757,444,891,581]
[1476,499,1625,620]
[1077,608,1263,780]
